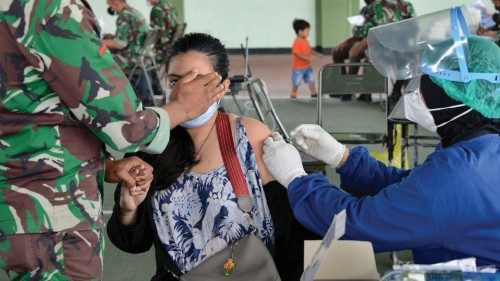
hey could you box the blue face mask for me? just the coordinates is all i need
[180,102,219,128]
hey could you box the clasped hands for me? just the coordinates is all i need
[105,156,153,215]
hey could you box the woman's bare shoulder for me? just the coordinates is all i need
[239,116,272,139]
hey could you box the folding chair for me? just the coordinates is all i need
[127,30,167,106]
[246,78,326,173]
[246,78,289,139]
[223,37,252,115]
[317,62,389,145]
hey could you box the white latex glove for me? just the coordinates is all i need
[263,132,307,188]
[290,124,346,168]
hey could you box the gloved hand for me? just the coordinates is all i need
[263,132,307,188]
[290,124,346,168]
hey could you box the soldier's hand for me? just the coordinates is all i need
[105,156,153,187]
[163,68,228,128]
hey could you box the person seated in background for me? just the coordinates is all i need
[476,0,500,45]
[148,0,180,101]
[107,33,318,281]
[148,0,179,65]
[104,0,154,106]
[330,0,374,101]
[332,0,414,102]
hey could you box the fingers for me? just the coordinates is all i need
[205,78,226,104]
[119,170,136,188]
[128,185,149,196]
[300,126,321,140]
[263,136,283,154]
[290,124,307,138]
[203,73,222,88]
[178,68,200,84]
[264,136,274,146]
[263,134,289,155]
[196,72,220,86]
[295,134,308,150]
[291,125,320,150]
[271,132,283,141]
[263,137,275,154]
[135,173,152,184]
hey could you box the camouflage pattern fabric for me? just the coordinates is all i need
[0,229,104,280]
[354,0,415,39]
[114,4,149,72]
[0,0,165,236]
[150,0,178,64]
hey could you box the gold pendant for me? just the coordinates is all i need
[223,258,236,276]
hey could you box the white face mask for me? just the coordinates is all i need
[404,90,473,132]
[180,102,219,128]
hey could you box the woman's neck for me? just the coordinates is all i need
[186,113,225,173]
[187,114,218,150]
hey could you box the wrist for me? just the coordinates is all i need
[163,102,188,128]
[104,154,116,183]
[284,169,307,188]
[335,146,349,169]
[327,144,346,168]
[119,207,138,226]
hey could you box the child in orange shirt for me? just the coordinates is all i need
[291,19,319,98]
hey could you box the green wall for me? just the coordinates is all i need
[316,0,359,51]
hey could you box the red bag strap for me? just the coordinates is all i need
[215,112,253,212]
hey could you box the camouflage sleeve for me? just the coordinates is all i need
[354,5,374,39]
[150,5,164,31]
[407,2,415,17]
[115,15,130,48]
[166,6,179,32]
[22,1,169,154]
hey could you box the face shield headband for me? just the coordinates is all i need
[421,7,499,84]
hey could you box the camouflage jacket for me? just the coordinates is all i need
[0,0,170,235]
[354,0,415,39]
[114,4,149,72]
[150,0,178,64]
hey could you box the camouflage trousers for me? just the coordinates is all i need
[0,229,104,281]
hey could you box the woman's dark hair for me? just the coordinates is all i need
[147,33,229,190]
[420,75,499,147]
[165,32,229,80]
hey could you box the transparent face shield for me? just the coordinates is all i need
[367,6,499,84]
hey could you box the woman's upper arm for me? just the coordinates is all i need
[240,117,275,185]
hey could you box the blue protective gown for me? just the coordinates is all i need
[288,134,500,266]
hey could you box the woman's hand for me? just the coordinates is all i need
[119,166,153,225]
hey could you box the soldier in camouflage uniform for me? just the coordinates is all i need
[103,0,149,73]
[353,0,414,40]
[104,0,154,105]
[0,0,224,279]
[148,0,179,65]
[346,0,415,102]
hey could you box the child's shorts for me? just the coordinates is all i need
[292,66,314,87]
